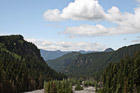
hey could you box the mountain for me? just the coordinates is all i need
[40,49,101,61]
[47,52,81,73]
[0,35,66,93]
[101,50,140,93]
[104,48,114,52]
[40,49,71,61]
[47,44,140,77]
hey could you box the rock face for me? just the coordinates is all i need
[104,48,114,52]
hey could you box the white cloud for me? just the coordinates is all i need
[25,38,106,51]
[43,0,140,37]
[106,6,123,24]
[64,7,140,37]
[43,9,64,21]
[43,0,140,23]
[107,7,140,28]
[43,0,106,21]
[65,24,109,37]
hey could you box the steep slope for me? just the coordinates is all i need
[101,51,140,93]
[47,44,140,77]
[0,35,66,93]
[47,52,81,73]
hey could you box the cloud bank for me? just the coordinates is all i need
[26,38,106,51]
[43,0,140,37]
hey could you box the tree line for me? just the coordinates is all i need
[98,51,140,93]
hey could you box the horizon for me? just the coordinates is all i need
[1,33,140,52]
[0,0,140,51]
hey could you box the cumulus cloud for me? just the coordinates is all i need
[43,0,106,21]
[43,0,140,23]
[26,38,106,51]
[64,7,140,37]
[107,7,140,28]
[43,0,140,37]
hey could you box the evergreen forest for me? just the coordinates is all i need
[0,35,66,93]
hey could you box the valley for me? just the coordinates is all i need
[46,44,140,78]
[1,0,140,92]
[0,35,140,93]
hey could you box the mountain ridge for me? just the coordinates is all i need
[40,48,114,61]
[46,44,140,77]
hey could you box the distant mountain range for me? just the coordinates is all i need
[40,50,71,61]
[46,44,140,77]
[40,48,114,61]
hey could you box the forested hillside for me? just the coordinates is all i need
[40,49,71,61]
[47,44,140,78]
[47,52,81,73]
[0,35,66,93]
[100,51,140,93]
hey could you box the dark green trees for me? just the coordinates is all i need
[83,80,95,87]
[44,80,73,93]
[75,82,83,91]
[101,51,140,93]
[0,35,66,93]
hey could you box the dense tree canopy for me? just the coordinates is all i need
[0,35,66,93]
[100,51,140,93]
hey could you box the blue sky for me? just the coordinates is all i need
[0,0,140,51]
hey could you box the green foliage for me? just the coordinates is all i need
[101,51,140,93]
[75,81,83,91]
[83,80,95,87]
[44,79,73,93]
[47,52,81,73]
[47,44,140,78]
[0,35,67,93]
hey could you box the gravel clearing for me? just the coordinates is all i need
[24,86,95,93]
[74,86,95,93]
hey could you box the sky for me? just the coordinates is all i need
[0,0,140,51]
